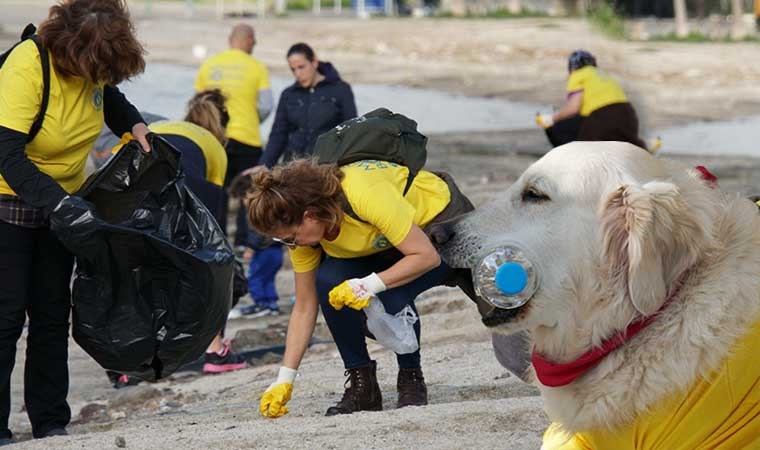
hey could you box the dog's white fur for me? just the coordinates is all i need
[472,142,760,433]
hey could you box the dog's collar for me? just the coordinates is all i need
[531,272,689,388]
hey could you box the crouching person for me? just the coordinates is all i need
[247,159,472,417]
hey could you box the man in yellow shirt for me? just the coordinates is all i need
[536,50,646,150]
[194,24,273,250]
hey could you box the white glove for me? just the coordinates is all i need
[535,113,554,129]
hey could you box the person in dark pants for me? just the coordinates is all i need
[259,42,357,168]
[0,0,149,443]
[536,49,647,150]
[244,159,472,419]
[194,24,273,250]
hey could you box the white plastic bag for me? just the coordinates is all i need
[365,299,419,355]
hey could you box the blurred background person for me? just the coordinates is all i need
[0,0,149,442]
[259,43,357,168]
[536,49,646,150]
[194,23,273,254]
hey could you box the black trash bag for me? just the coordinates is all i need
[52,135,234,381]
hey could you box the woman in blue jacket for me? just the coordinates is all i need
[259,43,357,168]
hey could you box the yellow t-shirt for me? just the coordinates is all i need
[542,317,760,450]
[566,66,628,117]
[148,121,227,187]
[0,39,105,196]
[194,49,270,148]
[289,160,451,273]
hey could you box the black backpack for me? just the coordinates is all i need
[0,24,50,142]
[313,108,428,222]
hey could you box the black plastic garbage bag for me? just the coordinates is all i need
[51,135,235,381]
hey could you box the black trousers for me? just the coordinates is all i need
[223,139,262,247]
[0,221,73,439]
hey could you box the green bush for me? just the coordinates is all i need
[587,1,626,39]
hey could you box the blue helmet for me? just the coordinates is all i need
[568,50,597,72]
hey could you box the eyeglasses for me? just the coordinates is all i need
[271,224,300,248]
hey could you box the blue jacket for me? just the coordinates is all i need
[260,62,357,167]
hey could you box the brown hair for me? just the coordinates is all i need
[185,89,229,145]
[37,0,146,85]
[247,159,346,235]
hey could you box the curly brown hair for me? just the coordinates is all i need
[247,159,346,235]
[37,0,146,85]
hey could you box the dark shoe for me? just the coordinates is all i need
[397,368,428,408]
[325,361,382,416]
[202,342,247,374]
[0,437,14,446]
[38,428,68,438]
[107,370,141,390]
[228,304,277,319]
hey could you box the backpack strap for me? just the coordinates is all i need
[27,34,50,143]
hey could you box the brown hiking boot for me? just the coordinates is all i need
[325,361,382,416]
[397,367,428,408]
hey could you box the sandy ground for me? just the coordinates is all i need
[1,2,760,449]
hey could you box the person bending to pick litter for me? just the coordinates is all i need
[536,49,648,150]
[245,154,472,417]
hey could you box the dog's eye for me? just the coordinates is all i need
[521,187,550,203]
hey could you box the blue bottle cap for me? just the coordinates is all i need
[495,261,528,296]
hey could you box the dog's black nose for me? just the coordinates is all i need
[428,220,458,247]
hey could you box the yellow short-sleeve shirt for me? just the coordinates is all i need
[148,121,228,187]
[541,317,760,450]
[0,39,105,196]
[566,66,628,117]
[289,160,451,273]
[194,49,270,148]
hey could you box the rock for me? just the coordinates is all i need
[75,403,108,424]
[115,435,126,448]
[108,385,161,411]
[109,411,127,420]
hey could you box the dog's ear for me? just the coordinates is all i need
[599,182,706,315]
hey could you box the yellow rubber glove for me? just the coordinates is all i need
[260,367,297,419]
[328,273,386,311]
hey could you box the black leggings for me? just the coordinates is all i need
[223,139,262,247]
[0,221,73,439]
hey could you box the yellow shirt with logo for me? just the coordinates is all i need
[0,39,104,196]
[194,49,269,148]
[289,160,451,273]
[542,317,760,450]
[148,121,227,187]
[566,66,628,117]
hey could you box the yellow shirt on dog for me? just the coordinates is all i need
[542,318,760,450]
[289,160,450,273]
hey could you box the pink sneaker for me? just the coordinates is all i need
[202,343,247,374]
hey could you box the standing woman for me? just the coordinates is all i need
[251,159,472,417]
[259,43,357,167]
[0,0,149,443]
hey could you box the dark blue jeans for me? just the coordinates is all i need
[248,245,283,309]
[316,250,452,370]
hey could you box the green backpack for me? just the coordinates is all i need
[313,107,428,197]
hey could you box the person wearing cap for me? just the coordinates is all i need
[536,50,646,150]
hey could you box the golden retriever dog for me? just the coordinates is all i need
[441,142,760,449]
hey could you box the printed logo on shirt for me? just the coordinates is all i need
[352,160,399,171]
[372,234,391,250]
[91,87,104,111]
[210,67,223,81]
